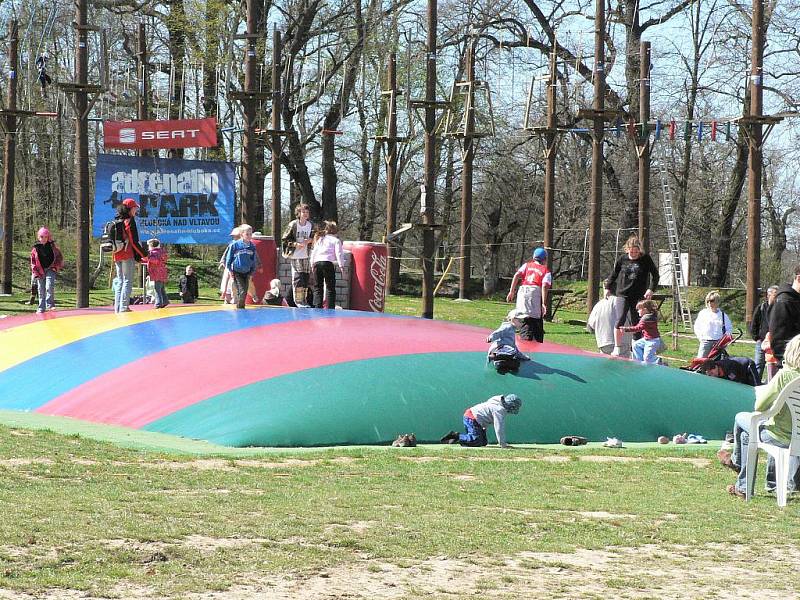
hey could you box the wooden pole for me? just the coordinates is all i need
[421,0,437,319]
[543,42,557,315]
[458,40,476,300]
[271,27,282,238]
[746,0,764,329]
[0,20,18,296]
[638,42,651,254]
[241,0,259,227]
[75,0,90,307]
[385,52,400,294]
[586,0,605,312]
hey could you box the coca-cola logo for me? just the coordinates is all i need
[368,251,387,312]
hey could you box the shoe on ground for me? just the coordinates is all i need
[716,449,739,472]
[602,437,623,448]
[440,431,459,443]
[560,436,588,446]
[610,347,621,357]
[727,484,745,499]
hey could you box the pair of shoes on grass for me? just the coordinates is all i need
[391,433,417,447]
[560,436,587,446]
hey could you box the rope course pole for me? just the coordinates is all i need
[542,42,557,315]
[638,41,651,254]
[0,20,18,296]
[241,0,260,228]
[746,0,764,329]
[75,0,90,307]
[271,27,282,238]
[586,0,605,313]
[421,0,438,319]
[136,23,151,158]
[385,52,400,294]
[458,38,476,300]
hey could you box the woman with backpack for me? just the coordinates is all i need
[112,198,148,313]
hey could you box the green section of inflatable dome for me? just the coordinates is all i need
[144,351,753,447]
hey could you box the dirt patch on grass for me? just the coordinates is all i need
[579,455,641,463]
[179,543,798,599]
[323,521,375,535]
[660,456,712,468]
[183,535,269,554]
[1,543,796,599]
[0,458,54,467]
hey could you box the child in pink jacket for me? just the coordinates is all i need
[30,227,64,313]
[146,238,170,308]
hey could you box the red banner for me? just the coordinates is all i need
[103,118,218,150]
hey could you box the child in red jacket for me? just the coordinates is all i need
[30,227,63,314]
[619,299,663,365]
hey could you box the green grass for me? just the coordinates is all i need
[0,429,799,597]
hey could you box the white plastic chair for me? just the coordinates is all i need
[745,377,800,507]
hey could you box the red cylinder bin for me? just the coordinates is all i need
[344,241,388,312]
[249,235,277,304]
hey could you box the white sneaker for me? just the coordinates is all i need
[610,347,621,357]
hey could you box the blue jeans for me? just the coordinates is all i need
[458,416,488,447]
[153,281,169,307]
[632,337,661,364]
[731,411,798,494]
[698,339,719,358]
[754,340,766,381]
[35,269,56,312]
[114,258,135,312]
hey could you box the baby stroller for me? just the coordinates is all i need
[681,328,760,386]
[682,328,743,373]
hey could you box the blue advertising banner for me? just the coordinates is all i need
[93,154,235,244]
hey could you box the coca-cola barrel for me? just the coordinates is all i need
[343,241,388,312]
[249,234,277,304]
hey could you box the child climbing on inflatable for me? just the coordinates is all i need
[486,310,530,374]
[619,299,663,365]
[506,247,552,342]
[440,394,522,448]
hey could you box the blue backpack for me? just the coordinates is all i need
[231,243,256,274]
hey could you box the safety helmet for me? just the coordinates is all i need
[533,247,547,262]
[501,394,522,414]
